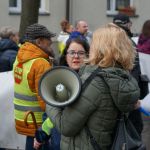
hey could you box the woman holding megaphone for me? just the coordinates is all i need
[35,23,140,150]
[34,38,89,150]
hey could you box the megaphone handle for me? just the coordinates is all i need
[24,110,38,129]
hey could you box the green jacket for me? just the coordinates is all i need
[46,65,140,150]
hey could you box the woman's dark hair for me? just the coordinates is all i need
[142,20,150,37]
[59,38,89,66]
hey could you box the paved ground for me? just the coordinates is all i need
[142,114,150,150]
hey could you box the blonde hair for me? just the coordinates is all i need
[89,23,136,70]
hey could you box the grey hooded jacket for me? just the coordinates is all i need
[46,65,140,150]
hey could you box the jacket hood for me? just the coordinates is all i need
[101,67,140,111]
[79,65,140,111]
[0,39,18,52]
[17,42,49,63]
[101,67,133,88]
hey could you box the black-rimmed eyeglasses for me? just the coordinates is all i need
[67,50,86,58]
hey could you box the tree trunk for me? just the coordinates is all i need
[19,0,40,38]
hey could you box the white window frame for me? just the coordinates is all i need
[9,0,21,13]
[39,1,48,13]
[107,0,133,15]
[9,0,49,14]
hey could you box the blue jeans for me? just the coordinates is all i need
[25,136,35,150]
[49,128,61,150]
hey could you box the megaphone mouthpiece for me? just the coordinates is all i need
[56,84,65,92]
[55,84,69,102]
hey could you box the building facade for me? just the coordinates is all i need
[0,0,150,36]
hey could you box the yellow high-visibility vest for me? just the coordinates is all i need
[58,42,66,54]
[13,58,46,124]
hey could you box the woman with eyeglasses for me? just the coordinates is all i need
[33,38,89,150]
[59,38,89,71]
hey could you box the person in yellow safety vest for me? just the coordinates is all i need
[13,23,56,150]
[33,38,90,150]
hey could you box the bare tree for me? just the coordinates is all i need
[19,0,40,38]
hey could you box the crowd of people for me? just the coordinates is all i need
[0,13,150,150]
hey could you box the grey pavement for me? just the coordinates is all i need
[142,114,150,150]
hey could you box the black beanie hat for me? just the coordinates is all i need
[25,23,56,41]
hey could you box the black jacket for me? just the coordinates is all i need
[118,25,144,135]
[0,39,18,72]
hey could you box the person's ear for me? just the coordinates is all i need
[35,38,41,46]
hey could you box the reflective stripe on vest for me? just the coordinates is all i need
[14,92,37,101]
[13,58,47,123]
[14,104,43,112]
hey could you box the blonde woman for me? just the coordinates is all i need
[46,23,140,150]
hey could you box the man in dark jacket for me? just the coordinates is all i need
[113,13,144,135]
[0,26,19,72]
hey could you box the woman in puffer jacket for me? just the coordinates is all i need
[45,23,140,150]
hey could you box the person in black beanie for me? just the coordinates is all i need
[113,13,145,136]
[13,23,56,150]
[113,13,133,37]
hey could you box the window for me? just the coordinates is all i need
[9,0,49,14]
[107,0,133,15]
[39,0,48,13]
[9,0,21,13]
[9,0,17,7]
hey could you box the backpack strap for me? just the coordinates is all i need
[81,67,102,150]
[82,67,101,91]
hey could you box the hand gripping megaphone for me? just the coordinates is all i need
[38,66,81,107]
